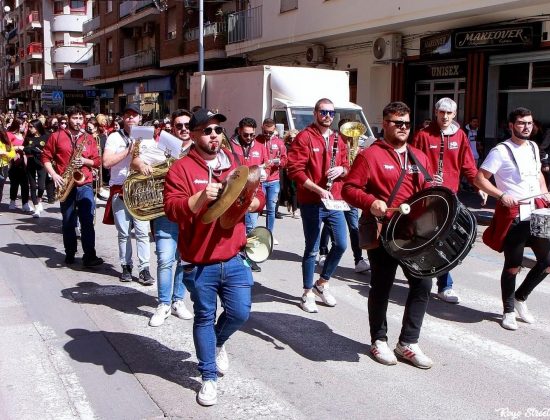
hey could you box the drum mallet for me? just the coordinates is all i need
[517,192,550,202]
[386,203,411,215]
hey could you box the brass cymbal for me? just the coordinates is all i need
[201,165,249,225]
[220,165,261,229]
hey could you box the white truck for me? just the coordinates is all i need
[189,65,375,140]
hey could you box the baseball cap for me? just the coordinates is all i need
[189,108,226,131]
[123,103,142,115]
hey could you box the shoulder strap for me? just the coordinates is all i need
[387,166,406,209]
[407,146,433,182]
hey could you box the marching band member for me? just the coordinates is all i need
[343,101,434,369]
[42,106,103,267]
[131,109,194,327]
[287,98,349,313]
[475,107,550,331]
[164,108,265,406]
[102,104,153,286]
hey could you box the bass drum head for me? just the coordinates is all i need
[383,186,457,259]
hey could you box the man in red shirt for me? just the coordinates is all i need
[287,98,349,313]
[42,105,103,267]
[343,101,434,369]
[164,108,264,407]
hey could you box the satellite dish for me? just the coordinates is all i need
[373,38,387,60]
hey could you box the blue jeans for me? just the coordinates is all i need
[437,272,453,293]
[183,255,253,381]
[299,203,347,289]
[153,216,186,305]
[262,180,280,232]
[60,183,96,258]
[245,212,258,235]
[112,194,150,271]
[320,206,363,264]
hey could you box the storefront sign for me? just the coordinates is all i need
[421,32,452,56]
[454,26,533,50]
[409,61,467,80]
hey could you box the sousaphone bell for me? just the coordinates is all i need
[246,226,273,263]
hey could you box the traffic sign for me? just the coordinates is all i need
[52,91,64,102]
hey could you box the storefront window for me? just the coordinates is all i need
[499,63,529,90]
[532,61,550,88]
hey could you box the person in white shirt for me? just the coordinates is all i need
[475,107,550,331]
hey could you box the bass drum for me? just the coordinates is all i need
[382,186,477,279]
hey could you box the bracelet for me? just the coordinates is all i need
[498,192,506,201]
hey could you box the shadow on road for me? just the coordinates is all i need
[64,328,200,391]
[270,249,302,263]
[61,281,158,319]
[0,242,67,269]
[14,215,62,234]
[242,311,364,361]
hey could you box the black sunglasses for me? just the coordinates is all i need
[197,126,224,135]
[175,122,190,130]
[386,120,411,129]
[263,130,275,136]
[319,109,336,118]
[241,132,255,138]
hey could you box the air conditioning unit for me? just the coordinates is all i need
[131,27,141,39]
[372,34,402,62]
[306,45,325,64]
[143,22,154,35]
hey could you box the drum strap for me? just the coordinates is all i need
[407,147,433,183]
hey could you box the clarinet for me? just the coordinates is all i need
[436,131,445,184]
[326,131,339,191]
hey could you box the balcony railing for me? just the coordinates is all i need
[83,15,100,35]
[8,80,20,91]
[120,0,154,19]
[23,11,41,29]
[83,64,101,80]
[227,5,262,44]
[21,73,42,89]
[120,49,157,72]
[184,21,226,41]
[26,42,43,57]
[7,27,18,41]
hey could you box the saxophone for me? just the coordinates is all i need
[55,141,86,202]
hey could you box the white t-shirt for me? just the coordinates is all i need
[105,130,132,186]
[481,139,541,200]
[137,138,167,166]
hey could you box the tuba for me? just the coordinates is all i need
[55,141,86,202]
[339,121,366,165]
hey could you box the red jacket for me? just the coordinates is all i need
[229,137,269,169]
[412,121,477,193]
[287,124,350,203]
[41,129,100,184]
[163,147,265,264]
[256,134,287,182]
[342,139,432,216]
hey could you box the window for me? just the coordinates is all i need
[93,44,100,65]
[166,7,177,40]
[106,37,113,64]
[106,1,113,13]
[54,1,64,14]
[499,63,529,90]
[70,69,83,79]
[69,0,86,13]
[532,61,550,88]
[280,0,298,13]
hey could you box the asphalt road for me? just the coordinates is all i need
[0,191,549,419]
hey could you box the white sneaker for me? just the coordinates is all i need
[354,259,371,273]
[32,209,41,218]
[9,200,17,210]
[149,303,171,327]
[75,226,81,237]
[501,312,518,330]
[197,380,217,406]
[395,342,433,369]
[312,282,337,307]
[437,289,460,304]
[36,202,44,212]
[370,340,397,365]
[514,299,535,324]
[171,300,193,320]
[318,255,326,267]
[273,237,279,246]
[22,203,32,212]
[300,292,318,313]
[216,345,229,375]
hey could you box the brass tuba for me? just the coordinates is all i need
[339,121,366,165]
[55,141,86,202]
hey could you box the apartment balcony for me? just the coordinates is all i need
[227,5,262,44]
[21,73,42,90]
[82,15,100,36]
[6,27,18,43]
[83,63,101,80]
[8,80,20,91]
[120,49,158,72]
[52,14,86,32]
[119,0,155,19]
[184,21,226,41]
[53,44,92,64]
[22,11,41,31]
[25,42,43,60]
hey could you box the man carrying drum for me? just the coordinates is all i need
[475,107,550,331]
[343,101,434,369]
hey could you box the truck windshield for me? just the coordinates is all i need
[290,107,373,136]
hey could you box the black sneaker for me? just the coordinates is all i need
[119,265,132,282]
[83,256,104,267]
[138,269,155,286]
[64,254,75,264]
[275,212,283,219]
[249,260,261,272]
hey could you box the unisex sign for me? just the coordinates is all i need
[454,26,533,50]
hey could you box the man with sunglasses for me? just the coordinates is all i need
[131,109,194,327]
[164,108,265,406]
[343,101,434,369]
[287,98,349,313]
[256,118,287,244]
[413,97,482,304]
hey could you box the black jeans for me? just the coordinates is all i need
[27,162,46,205]
[501,219,550,313]
[366,245,432,344]
[8,164,29,204]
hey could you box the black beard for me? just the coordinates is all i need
[513,127,531,141]
[197,142,218,156]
